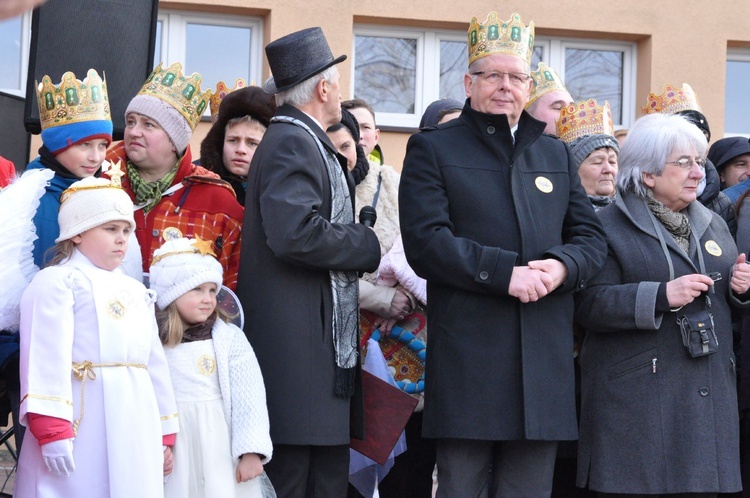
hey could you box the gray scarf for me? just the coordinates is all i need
[272,115,359,398]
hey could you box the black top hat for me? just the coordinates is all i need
[263,27,347,94]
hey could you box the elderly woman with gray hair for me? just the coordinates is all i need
[575,112,750,497]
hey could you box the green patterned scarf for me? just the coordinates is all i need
[127,161,179,213]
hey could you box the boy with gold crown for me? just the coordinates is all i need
[399,12,606,497]
[0,69,114,453]
[106,63,244,290]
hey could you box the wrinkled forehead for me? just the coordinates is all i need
[474,53,529,73]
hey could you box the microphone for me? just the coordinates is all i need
[359,205,377,228]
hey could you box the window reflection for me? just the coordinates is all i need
[0,16,22,92]
[355,35,417,114]
[154,21,162,64]
[726,60,750,134]
[565,48,623,123]
[440,40,465,102]
[186,23,252,90]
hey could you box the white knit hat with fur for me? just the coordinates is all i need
[149,237,223,309]
[56,177,135,243]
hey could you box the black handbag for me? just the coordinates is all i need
[676,297,718,358]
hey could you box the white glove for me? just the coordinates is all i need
[41,438,75,477]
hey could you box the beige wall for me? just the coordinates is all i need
[33,2,750,170]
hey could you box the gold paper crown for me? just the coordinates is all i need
[468,12,534,66]
[151,235,217,265]
[643,83,701,115]
[36,69,110,130]
[137,62,211,131]
[59,172,126,205]
[209,79,247,122]
[557,99,615,143]
[526,63,567,108]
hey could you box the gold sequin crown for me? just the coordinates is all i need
[36,69,110,130]
[557,99,614,143]
[468,12,534,66]
[527,62,566,108]
[151,235,217,265]
[643,83,701,115]
[137,62,211,131]
[209,79,247,123]
[59,167,126,205]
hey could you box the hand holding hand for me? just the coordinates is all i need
[508,266,553,303]
[388,288,413,321]
[666,273,714,308]
[236,453,264,483]
[527,259,568,292]
[731,253,750,294]
[41,438,75,477]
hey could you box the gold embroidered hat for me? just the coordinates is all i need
[36,69,112,153]
[526,62,567,108]
[643,83,701,115]
[125,62,211,154]
[56,170,135,243]
[149,236,223,309]
[467,12,534,66]
[209,79,246,123]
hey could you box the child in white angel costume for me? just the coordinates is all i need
[149,237,275,498]
[16,176,179,497]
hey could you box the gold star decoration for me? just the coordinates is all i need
[191,235,217,258]
[107,160,126,187]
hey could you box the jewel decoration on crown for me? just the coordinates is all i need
[557,99,614,144]
[36,69,110,130]
[527,62,566,108]
[642,83,701,115]
[209,79,247,123]
[468,12,534,66]
[138,62,211,131]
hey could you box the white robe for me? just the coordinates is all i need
[15,249,178,498]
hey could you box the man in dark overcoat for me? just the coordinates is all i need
[399,11,607,497]
[235,27,381,497]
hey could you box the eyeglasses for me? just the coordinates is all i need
[470,71,530,87]
[665,157,706,170]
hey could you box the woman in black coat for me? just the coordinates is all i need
[576,113,750,496]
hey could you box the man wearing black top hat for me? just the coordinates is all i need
[235,27,380,497]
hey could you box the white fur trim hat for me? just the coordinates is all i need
[149,236,223,309]
[56,177,135,243]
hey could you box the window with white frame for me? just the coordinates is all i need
[0,12,31,97]
[725,49,750,137]
[352,26,636,130]
[155,11,263,107]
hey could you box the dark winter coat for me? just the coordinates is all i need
[698,158,736,237]
[575,188,747,494]
[235,104,380,445]
[398,101,607,441]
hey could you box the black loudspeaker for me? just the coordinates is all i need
[0,91,31,171]
[23,0,159,140]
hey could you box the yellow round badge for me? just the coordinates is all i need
[705,240,722,257]
[197,355,216,376]
[162,227,183,241]
[535,176,553,193]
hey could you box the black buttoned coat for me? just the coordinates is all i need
[399,101,607,441]
[236,104,381,446]
[576,189,745,494]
